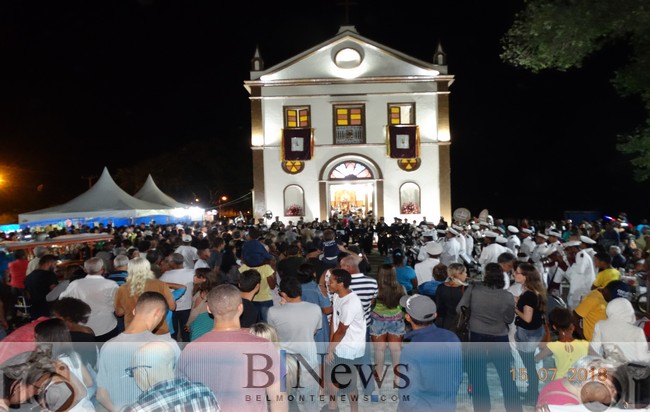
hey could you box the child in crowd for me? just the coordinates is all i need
[535,307,590,379]
[320,228,344,269]
[417,263,448,298]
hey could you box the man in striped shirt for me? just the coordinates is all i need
[340,255,378,328]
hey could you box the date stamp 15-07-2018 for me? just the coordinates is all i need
[511,367,608,383]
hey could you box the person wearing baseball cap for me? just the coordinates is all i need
[175,233,199,269]
[398,294,462,411]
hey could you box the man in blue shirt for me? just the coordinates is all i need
[397,294,462,412]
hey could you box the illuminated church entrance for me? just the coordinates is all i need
[326,160,376,219]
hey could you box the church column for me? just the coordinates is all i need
[250,86,266,219]
[319,182,327,221]
[437,81,452,221]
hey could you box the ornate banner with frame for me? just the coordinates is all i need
[386,125,419,158]
[282,128,313,161]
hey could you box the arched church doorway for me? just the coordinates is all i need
[324,158,379,220]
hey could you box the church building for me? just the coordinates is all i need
[245,25,453,223]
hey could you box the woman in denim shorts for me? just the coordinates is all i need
[370,264,406,387]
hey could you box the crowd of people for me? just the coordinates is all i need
[0,212,647,411]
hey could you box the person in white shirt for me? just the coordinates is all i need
[440,228,461,266]
[549,240,596,310]
[478,231,508,275]
[175,234,198,269]
[506,225,521,254]
[194,247,210,269]
[324,269,366,412]
[591,297,650,363]
[579,235,598,272]
[414,242,443,286]
[60,256,119,341]
[462,227,475,260]
[546,231,564,256]
[451,224,467,256]
[530,233,550,284]
[518,228,536,258]
[159,253,195,342]
[416,230,437,262]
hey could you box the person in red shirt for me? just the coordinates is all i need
[7,249,29,326]
[7,249,29,297]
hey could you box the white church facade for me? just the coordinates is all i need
[245,26,453,222]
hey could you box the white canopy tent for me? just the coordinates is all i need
[133,174,191,208]
[133,174,205,221]
[18,167,176,225]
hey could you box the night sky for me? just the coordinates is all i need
[1,0,648,223]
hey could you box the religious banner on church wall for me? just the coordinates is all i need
[386,125,419,158]
[282,128,313,161]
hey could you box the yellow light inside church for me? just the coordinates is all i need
[438,129,451,142]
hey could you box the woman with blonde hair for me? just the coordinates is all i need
[114,257,177,335]
[370,263,406,386]
[513,262,547,405]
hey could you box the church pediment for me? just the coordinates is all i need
[250,26,444,83]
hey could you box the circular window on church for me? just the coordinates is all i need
[329,161,373,180]
[397,158,421,171]
[282,161,304,174]
[334,47,363,69]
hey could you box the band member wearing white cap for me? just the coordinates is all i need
[519,228,536,258]
[414,242,443,285]
[546,231,563,252]
[506,225,521,254]
[451,224,467,256]
[470,224,484,256]
[530,233,550,285]
[462,226,475,260]
[416,229,438,262]
[478,231,509,275]
[548,240,595,310]
[440,227,461,267]
[579,235,598,259]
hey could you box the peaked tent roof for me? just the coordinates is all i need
[18,167,174,224]
[133,174,191,208]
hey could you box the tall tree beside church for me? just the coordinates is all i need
[500,0,650,180]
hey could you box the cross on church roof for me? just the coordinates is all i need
[337,0,357,25]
